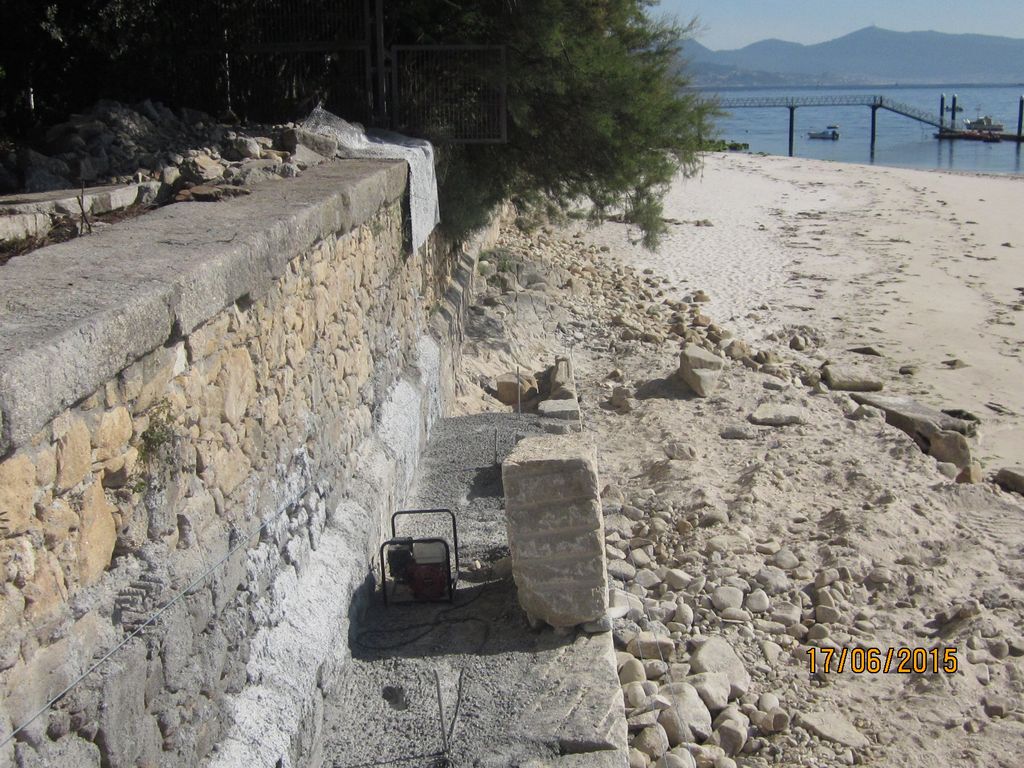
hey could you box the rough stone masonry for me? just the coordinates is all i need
[502,434,609,629]
[0,160,500,767]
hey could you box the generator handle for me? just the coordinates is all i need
[391,509,460,574]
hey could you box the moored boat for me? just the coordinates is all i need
[964,115,1004,133]
[808,125,840,140]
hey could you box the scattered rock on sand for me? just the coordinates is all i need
[660,682,713,740]
[664,441,697,460]
[688,637,750,698]
[821,364,883,392]
[922,425,973,469]
[720,425,756,440]
[677,345,725,397]
[796,710,870,749]
[849,393,975,437]
[995,467,1024,495]
[748,403,806,427]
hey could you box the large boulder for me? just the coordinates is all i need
[677,345,725,397]
[849,392,975,436]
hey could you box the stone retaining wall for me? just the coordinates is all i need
[0,161,499,767]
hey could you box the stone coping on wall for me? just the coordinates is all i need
[0,160,408,456]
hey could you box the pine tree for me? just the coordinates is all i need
[392,0,714,248]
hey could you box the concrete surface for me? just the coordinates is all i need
[321,413,628,767]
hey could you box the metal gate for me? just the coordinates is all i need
[161,1,506,141]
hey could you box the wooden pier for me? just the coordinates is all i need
[717,93,1024,156]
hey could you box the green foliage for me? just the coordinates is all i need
[391,0,716,249]
[138,399,174,466]
[700,138,750,152]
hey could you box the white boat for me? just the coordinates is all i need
[808,125,840,140]
[964,115,1004,133]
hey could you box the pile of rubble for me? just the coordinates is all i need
[0,100,344,249]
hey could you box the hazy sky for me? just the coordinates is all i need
[656,1,1024,50]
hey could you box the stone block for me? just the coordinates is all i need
[0,212,52,244]
[677,345,724,398]
[0,453,36,534]
[496,371,538,406]
[821,365,883,392]
[538,398,581,422]
[97,642,163,768]
[56,417,92,492]
[280,127,339,158]
[505,498,603,533]
[995,466,1024,495]
[94,406,133,461]
[78,482,116,586]
[218,347,256,426]
[549,356,576,399]
[502,435,608,627]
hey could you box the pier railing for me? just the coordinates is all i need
[717,95,943,128]
[715,94,944,155]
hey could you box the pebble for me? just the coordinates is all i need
[983,695,1010,718]
[628,632,676,661]
[814,568,840,588]
[720,425,757,440]
[660,682,713,740]
[815,605,842,624]
[656,753,696,768]
[719,607,750,622]
[634,723,670,759]
[673,603,695,626]
[715,719,747,755]
[620,658,647,684]
[664,569,693,590]
[609,560,638,581]
[624,681,650,708]
[989,639,1010,660]
[644,660,671,679]
[744,589,771,613]
[755,566,791,595]
[866,566,893,586]
[711,586,744,612]
[771,602,802,626]
[771,549,800,569]
[636,569,663,589]
[688,671,731,712]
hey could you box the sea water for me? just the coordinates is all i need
[704,84,1024,175]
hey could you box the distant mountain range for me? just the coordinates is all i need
[682,26,1024,87]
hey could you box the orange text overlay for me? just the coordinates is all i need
[808,646,959,674]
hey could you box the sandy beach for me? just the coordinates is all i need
[456,152,1024,767]
[581,153,1024,469]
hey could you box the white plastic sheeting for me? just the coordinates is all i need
[302,106,440,253]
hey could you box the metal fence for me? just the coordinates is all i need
[3,1,507,142]
[391,46,508,143]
